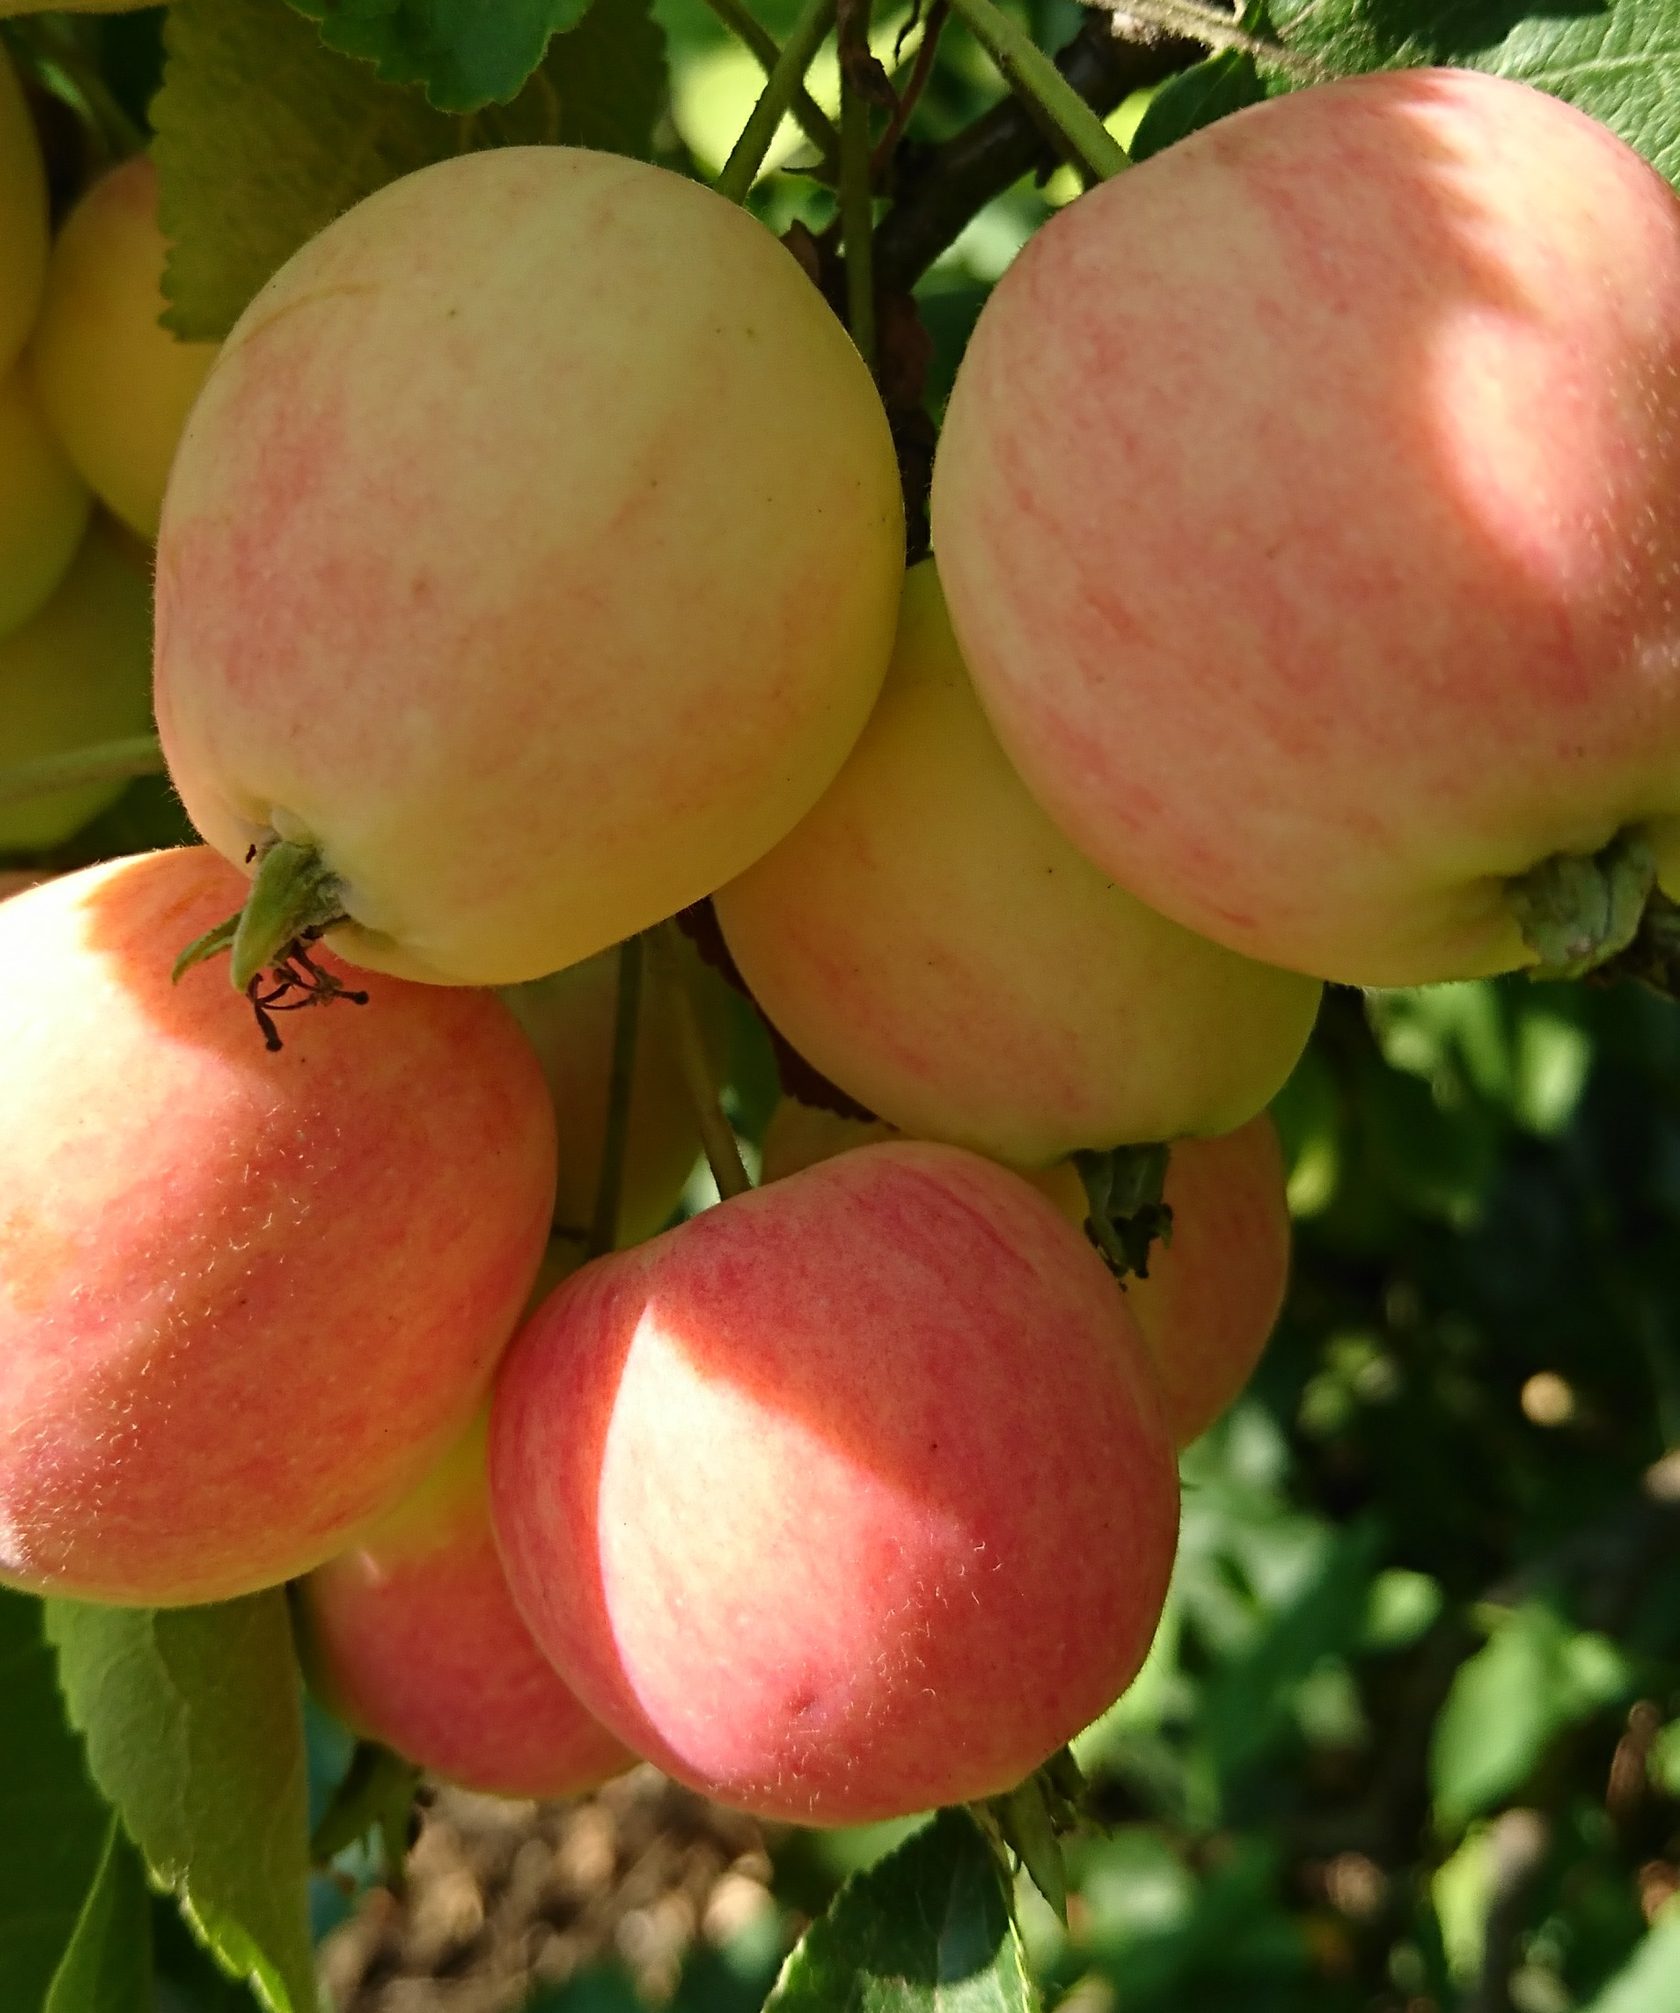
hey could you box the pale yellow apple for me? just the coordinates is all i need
[0,518,155,851]
[0,366,89,639]
[31,154,217,538]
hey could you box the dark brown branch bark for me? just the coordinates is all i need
[874,11,1201,291]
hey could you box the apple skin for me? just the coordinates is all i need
[933,69,1680,987]
[761,1099,1288,1446]
[0,48,46,372]
[488,1140,1179,1825]
[715,563,1319,1163]
[30,156,217,539]
[0,519,155,851]
[1125,1117,1290,1447]
[0,848,557,1606]
[297,1413,634,1800]
[155,146,904,987]
[0,366,90,640]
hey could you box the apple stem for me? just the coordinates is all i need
[696,0,842,174]
[226,839,348,994]
[1507,830,1656,980]
[946,0,1131,183]
[716,0,840,206]
[587,936,645,1259]
[1074,1142,1173,1279]
[650,923,753,1202]
[0,732,165,809]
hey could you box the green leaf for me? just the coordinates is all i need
[1129,50,1266,162]
[1579,1903,1680,2013]
[766,1809,1035,2013]
[46,1594,314,2013]
[1266,0,1680,185]
[0,1588,116,2011]
[1429,1602,1634,1833]
[45,1818,153,2013]
[154,0,666,339]
[287,0,591,113]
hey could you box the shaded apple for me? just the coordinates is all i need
[0,365,89,639]
[1125,1117,1290,1447]
[716,563,1319,1163]
[298,1412,634,1800]
[30,155,217,538]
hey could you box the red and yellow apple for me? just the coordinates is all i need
[934,70,1680,987]
[0,518,154,851]
[1126,1116,1290,1446]
[489,1140,1179,1824]
[155,146,904,988]
[0,848,557,1606]
[30,155,217,539]
[298,1413,633,1800]
[716,563,1319,1161]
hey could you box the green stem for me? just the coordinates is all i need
[7,15,147,159]
[1074,1142,1172,1279]
[227,840,347,993]
[838,3,877,366]
[587,936,645,1259]
[697,0,842,172]
[650,924,752,1201]
[947,0,1131,181]
[0,733,164,809]
[716,0,840,205]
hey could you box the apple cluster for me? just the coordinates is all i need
[1,49,214,848]
[2,61,1676,1831]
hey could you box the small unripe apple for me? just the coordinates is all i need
[0,848,557,1606]
[0,518,153,851]
[30,155,217,538]
[0,365,89,640]
[490,1141,1179,1824]
[298,1414,634,1800]
[501,941,729,1249]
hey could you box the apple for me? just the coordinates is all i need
[715,562,1320,1162]
[0,46,47,372]
[933,70,1680,987]
[0,365,89,640]
[29,155,217,539]
[297,1412,633,1800]
[0,518,154,852]
[489,1140,1179,1824]
[502,942,726,1250]
[0,848,557,1606]
[760,1097,1288,1445]
[1125,1116,1290,1447]
[154,145,904,988]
